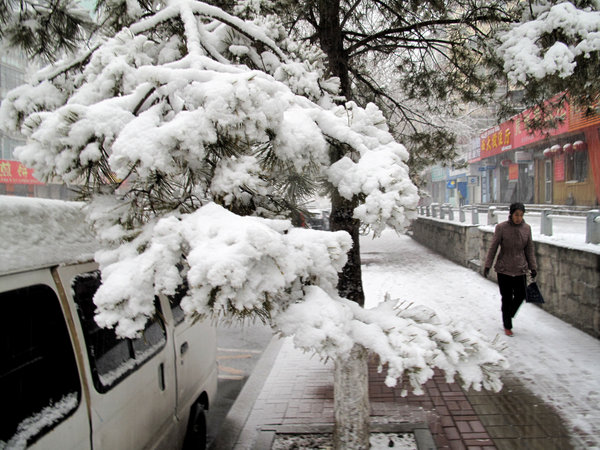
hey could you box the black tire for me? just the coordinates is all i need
[183,404,207,450]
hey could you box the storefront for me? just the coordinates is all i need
[429,165,448,204]
[472,96,599,206]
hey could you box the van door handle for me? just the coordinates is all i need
[180,342,189,355]
[158,363,165,391]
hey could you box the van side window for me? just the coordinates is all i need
[0,284,81,447]
[72,271,167,393]
[168,282,187,325]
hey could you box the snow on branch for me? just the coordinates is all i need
[93,202,352,338]
[0,0,418,237]
[498,2,600,83]
[325,103,418,236]
[276,290,508,395]
[0,1,420,347]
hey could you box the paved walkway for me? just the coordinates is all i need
[211,336,574,450]
[210,233,596,449]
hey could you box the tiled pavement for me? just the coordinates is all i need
[211,337,576,450]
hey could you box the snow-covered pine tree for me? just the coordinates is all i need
[0,0,94,61]
[495,0,600,117]
[230,1,519,445]
[0,2,509,448]
[231,0,521,176]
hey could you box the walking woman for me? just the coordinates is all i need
[483,202,537,336]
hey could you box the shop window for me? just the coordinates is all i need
[565,150,588,182]
[0,285,81,447]
[72,271,166,393]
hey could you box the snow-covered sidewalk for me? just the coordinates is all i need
[361,231,600,448]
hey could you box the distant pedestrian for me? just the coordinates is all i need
[483,202,537,336]
[458,190,465,207]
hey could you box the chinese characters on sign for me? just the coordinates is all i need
[0,160,44,185]
[478,95,571,162]
[480,121,514,159]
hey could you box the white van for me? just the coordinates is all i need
[0,196,217,450]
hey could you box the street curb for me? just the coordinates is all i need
[210,335,285,450]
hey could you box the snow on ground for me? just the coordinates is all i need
[361,230,600,448]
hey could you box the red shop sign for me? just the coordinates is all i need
[480,121,514,159]
[0,160,44,185]
[513,99,569,148]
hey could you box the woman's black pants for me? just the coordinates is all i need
[497,273,527,330]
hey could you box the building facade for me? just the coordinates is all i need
[1,55,77,199]
[0,54,37,196]
[468,97,600,207]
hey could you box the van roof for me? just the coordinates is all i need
[0,195,99,275]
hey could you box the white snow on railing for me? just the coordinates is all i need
[417,205,600,246]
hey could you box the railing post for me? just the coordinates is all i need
[459,206,465,223]
[540,209,553,236]
[447,204,454,221]
[471,206,479,225]
[431,203,438,218]
[585,210,600,244]
[487,206,497,225]
[440,204,446,219]
[425,205,431,217]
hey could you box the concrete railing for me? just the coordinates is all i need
[417,205,600,244]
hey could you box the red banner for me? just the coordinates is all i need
[0,160,44,185]
[508,163,519,181]
[513,99,569,148]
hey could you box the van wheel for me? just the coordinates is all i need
[183,404,207,450]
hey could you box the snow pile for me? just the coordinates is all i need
[276,289,508,395]
[498,2,600,83]
[272,432,417,450]
[0,195,97,274]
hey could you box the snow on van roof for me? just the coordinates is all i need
[0,195,99,275]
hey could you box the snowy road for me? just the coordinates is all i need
[361,231,600,448]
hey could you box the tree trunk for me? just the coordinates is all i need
[330,190,364,306]
[318,2,370,448]
[333,343,370,449]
